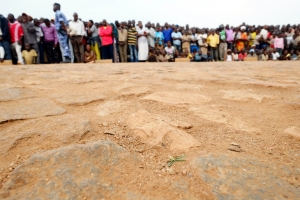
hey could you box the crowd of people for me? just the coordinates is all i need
[1,3,300,64]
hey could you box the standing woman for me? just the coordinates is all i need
[87,20,101,60]
[99,19,113,60]
[136,21,149,62]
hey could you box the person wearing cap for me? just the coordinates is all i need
[53,3,71,63]
[21,13,40,64]
[219,25,227,61]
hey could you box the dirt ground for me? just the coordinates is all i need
[0,62,299,199]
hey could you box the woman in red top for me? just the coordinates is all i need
[99,19,113,59]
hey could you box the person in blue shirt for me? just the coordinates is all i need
[155,26,164,50]
[53,3,71,63]
[163,23,172,47]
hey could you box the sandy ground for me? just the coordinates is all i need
[0,62,299,199]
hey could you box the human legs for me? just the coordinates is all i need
[2,40,12,60]
[11,42,24,64]
[31,43,40,64]
[44,41,55,63]
[119,44,127,62]
[219,42,227,61]
[58,33,71,60]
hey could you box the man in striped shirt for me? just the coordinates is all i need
[8,14,24,64]
[127,20,138,62]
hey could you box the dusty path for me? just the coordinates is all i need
[0,62,299,199]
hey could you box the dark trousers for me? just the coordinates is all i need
[44,41,58,63]
[210,47,218,61]
[2,40,12,60]
[38,42,44,64]
[70,36,84,63]
[227,42,233,51]
[101,44,113,59]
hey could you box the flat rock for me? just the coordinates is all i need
[0,98,65,122]
[126,109,200,150]
[52,92,105,105]
[191,154,300,199]
[0,114,92,156]
[220,90,271,103]
[0,87,36,101]
[189,106,257,132]
[97,100,130,117]
[142,92,211,105]
[0,141,150,200]
[284,126,300,139]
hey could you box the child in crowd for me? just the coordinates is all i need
[274,33,284,56]
[290,50,298,60]
[238,50,247,61]
[248,49,257,57]
[160,50,169,62]
[261,50,269,61]
[224,49,233,61]
[184,49,193,60]
[296,50,300,60]
[272,49,280,61]
[84,44,96,63]
[22,44,37,64]
[0,28,4,63]
[232,50,239,61]
[147,49,158,62]
[207,52,213,62]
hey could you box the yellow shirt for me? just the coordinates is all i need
[22,50,37,64]
[207,34,219,47]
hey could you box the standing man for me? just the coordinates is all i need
[21,13,40,64]
[219,25,227,61]
[68,13,85,63]
[34,19,44,64]
[136,21,149,62]
[118,22,127,62]
[146,22,155,49]
[40,18,59,63]
[0,14,12,61]
[53,3,71,63]
[163,23,172,47]
[225,25,234,50]
[207,29,220,61]
[127,20,138,62]
[171,27,182,53]
[7,14,24,64]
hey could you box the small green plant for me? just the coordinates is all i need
[167,155,186,167]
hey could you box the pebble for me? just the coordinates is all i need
[182,170,187,176]
[104,130,115,135]
[16,155,20,159]
[161,168,166,173]
[228,146,242,152]
[102,122,108,127]
[168,168,175,175]
[230,142,240,147]
[9,168,13,172]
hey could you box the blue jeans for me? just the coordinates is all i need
[276,48,283,56]
[174,44,182,53]
[1,40,12,60]
[129,45,138,62]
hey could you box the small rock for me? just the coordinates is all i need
[102,122,108,127]
[104,130,115,135]
[182,170,187,176]
[161,168,166,173]
[228,146,242,152]
[187,173,193,178]
[16,155,20,159]
[10,162,14,167]
[9,168,13,172]
[230,142,240,147]
[167,168,175,175]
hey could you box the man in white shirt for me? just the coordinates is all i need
[68,13,85,63]
[146,22,155,49]
[171,27,182,53]
[260,25,268,40]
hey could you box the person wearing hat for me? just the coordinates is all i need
[21,13,40,64]
[53,3,71,63]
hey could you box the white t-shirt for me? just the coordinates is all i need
[260,29,268,40]
[171,32,182,45]
[272,52,280,60]
[69,20,85,36]
[164,46,175,54]
[197,34,207,45]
